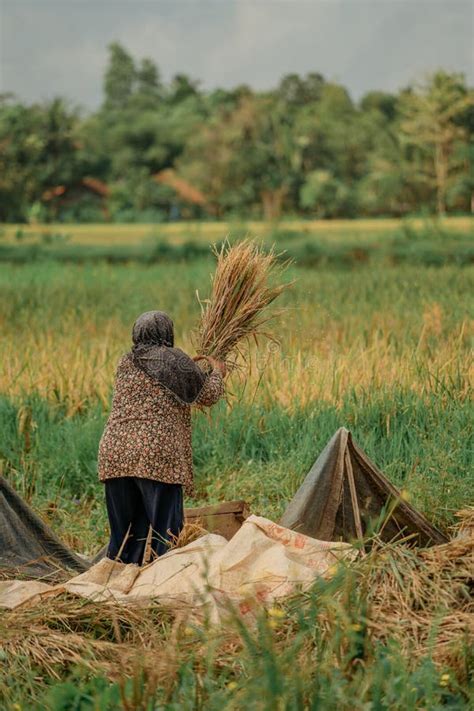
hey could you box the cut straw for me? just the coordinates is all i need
[194,239,292,369]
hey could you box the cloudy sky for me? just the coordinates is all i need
[1,0,473,109]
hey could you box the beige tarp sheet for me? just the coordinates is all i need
[0,515,353,620]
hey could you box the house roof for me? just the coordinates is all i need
[153,169,207,206]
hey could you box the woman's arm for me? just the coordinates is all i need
[193,359,226,407]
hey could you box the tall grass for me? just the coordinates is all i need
[1,383,472,554]
[0,227,472,267]
[0,262,471,412]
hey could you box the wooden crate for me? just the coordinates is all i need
[185,500,250,540]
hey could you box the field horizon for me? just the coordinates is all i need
[1,215,472,245]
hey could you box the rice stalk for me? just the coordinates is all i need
[168,521,208,549]
[194,240,292,369]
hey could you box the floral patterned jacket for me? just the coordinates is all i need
[98,353,224,496]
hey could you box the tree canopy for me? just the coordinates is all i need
[0,43,472,222]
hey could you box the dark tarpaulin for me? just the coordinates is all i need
[0,476,89,581]
[280,428,447,546]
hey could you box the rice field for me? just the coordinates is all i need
[1,215,472,245]
[0,219,473,709]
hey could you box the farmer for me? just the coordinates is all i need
[98,310,226,565]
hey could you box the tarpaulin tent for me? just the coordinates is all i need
[280,428,447,546]
[0,429,447,582]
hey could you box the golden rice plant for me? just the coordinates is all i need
[194,239,292,369]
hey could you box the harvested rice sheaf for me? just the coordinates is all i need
[194,240,292,369]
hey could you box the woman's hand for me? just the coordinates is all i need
[213,359,227,378]
[193,355,227,377]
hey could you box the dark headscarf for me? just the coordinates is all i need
[130,311,207,404]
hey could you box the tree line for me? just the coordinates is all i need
[0,42,473,223]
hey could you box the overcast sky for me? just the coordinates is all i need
[1,0,473,110]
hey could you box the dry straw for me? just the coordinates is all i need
[361,508,474,672]
[1,510,471,688]
[194,239,292,370]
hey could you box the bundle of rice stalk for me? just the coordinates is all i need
[194,239,292,370]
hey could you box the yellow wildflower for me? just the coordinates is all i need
[439,673,450,687]
[227,681,238,691]
[268,606,286,619]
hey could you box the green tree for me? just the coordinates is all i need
[103,42,136,110]
[2,42,472,222]
[360,91,397,122]
[0,97,81,221]
[180,94,301,219]
[300,170,353,217]
[131,57,164,112]
[399,72,473,215]
[108,166,171,222]
[137,58,161,97]
[168,74,200,104]
[277,72,325,107]
[294,83,361,177]
[355,91,416,216]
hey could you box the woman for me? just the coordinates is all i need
[98,310,225,565]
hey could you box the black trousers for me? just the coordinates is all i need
[104,477,184,565]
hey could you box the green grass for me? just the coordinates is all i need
[0,219,473,268]
[1,386,472,556]
[1,255,472,539]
